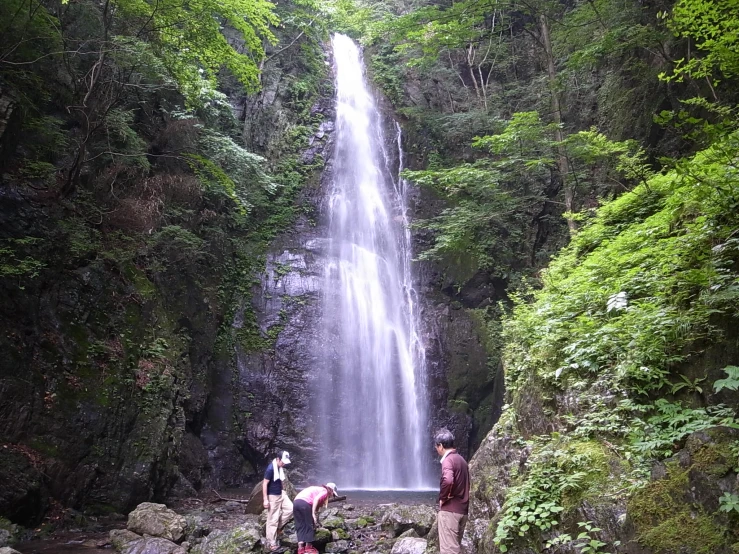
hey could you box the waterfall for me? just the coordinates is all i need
[312,34,434,490]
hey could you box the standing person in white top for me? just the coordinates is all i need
[262,451,294,553]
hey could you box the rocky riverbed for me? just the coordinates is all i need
[6,491,444,554]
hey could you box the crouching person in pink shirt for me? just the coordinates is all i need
[293,482,339,554]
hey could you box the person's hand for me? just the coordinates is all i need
[313,516,320,527]
[264,501,270,509]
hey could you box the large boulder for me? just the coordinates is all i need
[123,537,186,554]
[389,537,427,554]
[190,518,262,554]
[110,529,142,551]
[379,504,437,537]
[127,503,187,543]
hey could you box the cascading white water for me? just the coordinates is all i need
[313,34,434,490]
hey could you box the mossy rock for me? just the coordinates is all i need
[686,428,739,477]
[322,516,345,530]
[0,518,20,546]
[313,527,332,546]
[332,529,349,540]
[190,520,262,554]
[627,462,727,554]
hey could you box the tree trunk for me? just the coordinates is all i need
[539,14,576,235]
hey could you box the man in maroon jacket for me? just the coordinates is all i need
[435,428,470,554]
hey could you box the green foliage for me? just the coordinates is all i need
[714,366,739,393]
[505,131,739,397]
[115,0,278,98]
[0,238,46,282]
[498,130,739,550]
[554,0,653,71]
[379,0,494,69]
[575,521,617,554]
[719,492,739,514]
[150,225,206,263]
[493,438,610,551]
[406,113,653,275]
[186,128,276,213]
[323,0,377,38]
[627,463,727,554]
[661,0,739,87]
[629,400,738,459]
[91,108,150,171]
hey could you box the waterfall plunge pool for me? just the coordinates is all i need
[337,489,438,508]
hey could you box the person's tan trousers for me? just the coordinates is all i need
[437,510,468,554]
[266,492,294,546]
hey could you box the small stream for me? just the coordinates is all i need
[15,530,115,554]
[339,489,437,508]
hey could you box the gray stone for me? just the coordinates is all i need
[389,537,427,554]
[110,529,143,551]
[379,504,436,537]
[123,537,187,554]
[0,530,10,548]
[0,548,21,554]
[190,519,262,554]
[184,511,212,541]
[127,502,187,543]
[322,516,345,530]
[326,540,351,553]
[397,529,418,539]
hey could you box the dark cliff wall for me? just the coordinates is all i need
[0,18,332,526]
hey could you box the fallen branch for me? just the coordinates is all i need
[211,489,251,503]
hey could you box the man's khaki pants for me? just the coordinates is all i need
[437,510,468,554]
[266,492,294,547]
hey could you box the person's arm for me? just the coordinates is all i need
[312,501,320,526]
[262,463,273,509]
[262,479,270,509]
[439,459,454,507]
[312,492,327,526]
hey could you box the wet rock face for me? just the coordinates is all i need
[199,87,336,484]
[231,235,330,484]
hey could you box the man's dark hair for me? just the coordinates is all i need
[434,428,455,449]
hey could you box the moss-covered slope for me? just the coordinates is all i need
[469,132,739,553]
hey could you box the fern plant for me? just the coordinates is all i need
[714,366,739,392]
